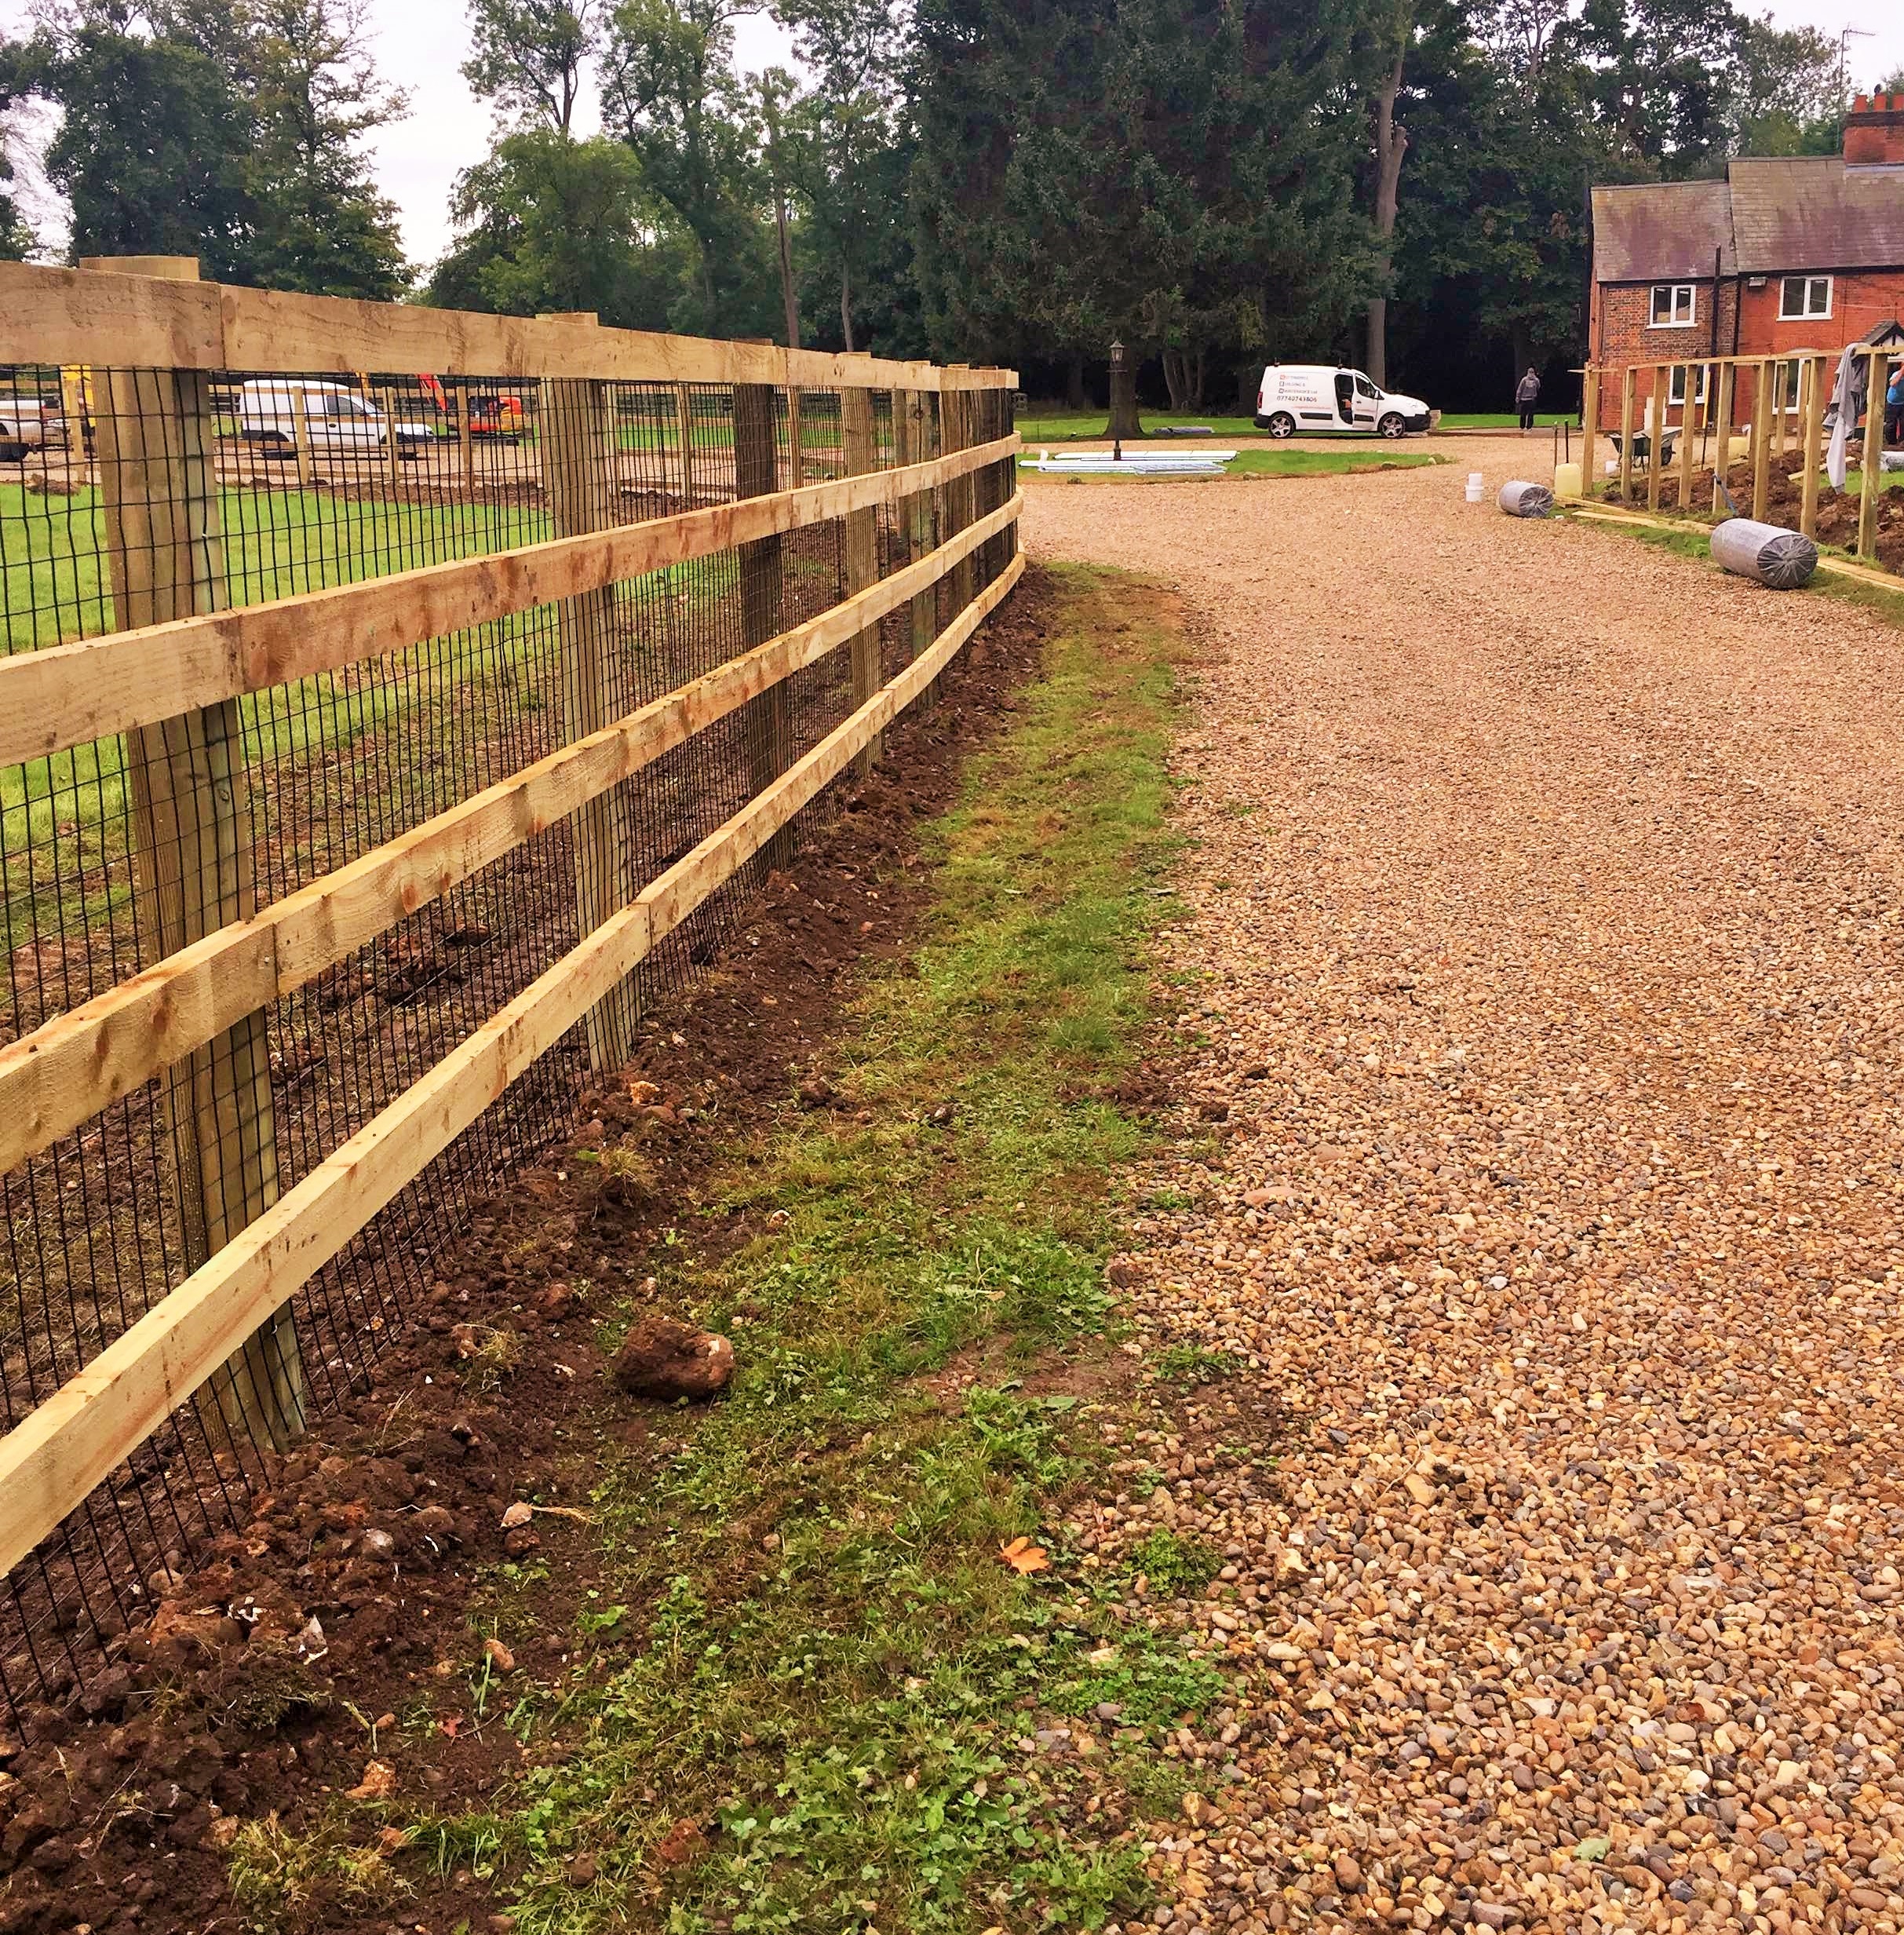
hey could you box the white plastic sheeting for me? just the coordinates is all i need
[1710,517,1818,590]
[1019,448,1238,476]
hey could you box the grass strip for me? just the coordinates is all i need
[305,564,1217,1935]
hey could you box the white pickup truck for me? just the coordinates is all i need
[1256,364,1435,439]
[0,397,67,462]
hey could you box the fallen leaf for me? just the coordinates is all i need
[347,1760,396,1802]
[998,1535,1050,1575]
[652,1818,707,1868]
[500,1501,533,1528]
[483,1636,516,1673]
[439,1715,461,1739]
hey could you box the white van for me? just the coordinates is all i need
[1255,365,1435,439]
[238,379,435,461]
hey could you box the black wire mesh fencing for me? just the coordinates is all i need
[0,335,1017,1722]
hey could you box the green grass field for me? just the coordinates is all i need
[0,480,555,947]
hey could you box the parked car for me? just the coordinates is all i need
[1255,364,1435,439]
[0,396,66,462]
[237,379,435,460]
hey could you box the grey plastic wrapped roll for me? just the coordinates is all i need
[1710,518,1818,590]
[1497,480,1553,517]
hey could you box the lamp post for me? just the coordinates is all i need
[1111,339,1125,461]
[1107,336,1141,448]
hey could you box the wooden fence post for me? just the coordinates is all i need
[381,385,401,490]
[1800,352,1826,539]
[458,383,475,492]
[942,372,976,618]
[1751,360,1772,522]
[839,383,881,775]
[734,371,791,863]
[675,382,695,505]
[1619,367,1636,505]
[894,389,939,685]
[290,383,316,489]
[1711,360,1734,507]
[82,254,305,1451]
[1646,367,1664,513]
[1581,366,1599,495]
[1858,346,1888,562]
[539,314,636,1072]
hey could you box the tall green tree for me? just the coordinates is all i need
[462,0,599,133]
[0,38,38,258]
[32,0,255,275]
[600,0,774,334]
[912,0,1382,403]
[427,125,680,323]
[244,0,410,297]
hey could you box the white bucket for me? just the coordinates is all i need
[1464,470,1485,503]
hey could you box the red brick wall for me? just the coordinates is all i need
[1593,268,1904,431]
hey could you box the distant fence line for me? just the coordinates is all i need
[1581,346,1898,562]
[0,255,1021,1718]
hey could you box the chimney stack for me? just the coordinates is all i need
[1845,93,1904,167]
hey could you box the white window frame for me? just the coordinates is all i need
[1667,364,1711,406]
[1650,283,1697,328]
[1778,275,1832,321]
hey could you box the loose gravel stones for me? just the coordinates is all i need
[1027,447,1904,1935]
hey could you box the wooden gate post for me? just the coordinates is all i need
[1646,367,1665,513]
[1858,347,1888,562]
[1677,366,1697,511]
[839,382,881,773]
[1711,361,1734,506]
[1751,360,1772,522]
[1799,357,1824,539]
[1581,366,1599,495]
[733,371,791,863]
[1618,367,1636,505]
[82,254,305,1451]
[539,314,636,1072]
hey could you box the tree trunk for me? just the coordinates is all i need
[1066,353,1085,409]
[839,265,854,354]
[1162,349,1187,414]
[775,191,800,350]
[1366,46,1409,389]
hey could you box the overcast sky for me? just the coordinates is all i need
[1,0,1900,274]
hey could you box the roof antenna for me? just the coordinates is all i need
[1838,27,1873,115]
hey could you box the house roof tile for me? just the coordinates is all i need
[1727,156,1904,273]
[1590,179,1733,283]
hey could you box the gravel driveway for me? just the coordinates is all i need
[1026,445,1904,1934]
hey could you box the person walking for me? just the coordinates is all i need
[1516,366,1541,433]
[1887,360,1903,449]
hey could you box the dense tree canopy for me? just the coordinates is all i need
[0,0,1885,404]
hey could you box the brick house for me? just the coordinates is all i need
[1588,93,1904,429]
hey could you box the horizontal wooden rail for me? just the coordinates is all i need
[0,492,1023,1177]
[0,433,1019,768]
[0,546,1025,1577]
[0,261,1015,392]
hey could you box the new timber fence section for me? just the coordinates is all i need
[1578,347,1899,567]
[0,257,1020,1718]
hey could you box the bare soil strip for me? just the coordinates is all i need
[1028,448,1904,1935]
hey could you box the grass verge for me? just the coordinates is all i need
[1562,506,1904,627]
[333,565,1214,1935]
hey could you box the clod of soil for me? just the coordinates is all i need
[610,1315,735,1402]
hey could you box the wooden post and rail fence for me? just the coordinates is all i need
[0,257,1023,1614]
[1576,346,1896,564]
